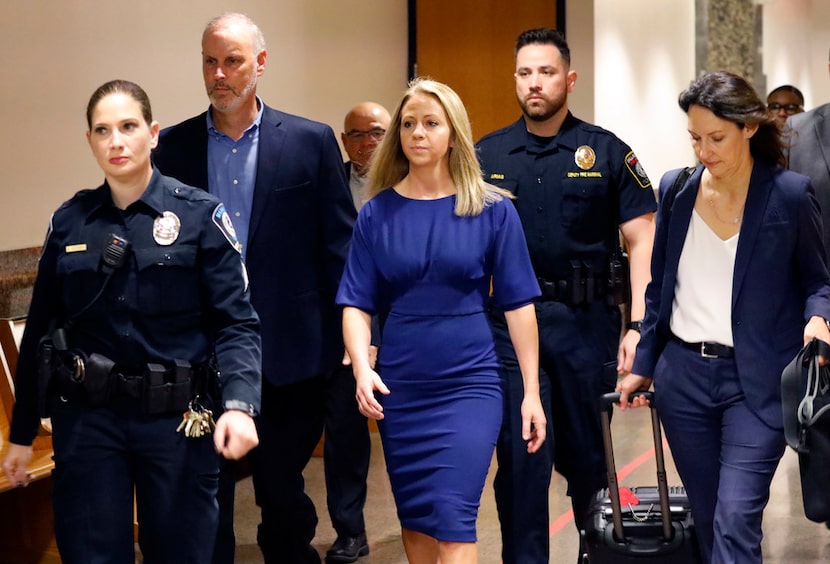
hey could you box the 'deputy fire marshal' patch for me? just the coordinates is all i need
[624,151,652,189]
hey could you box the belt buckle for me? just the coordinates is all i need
[700,342,717,359]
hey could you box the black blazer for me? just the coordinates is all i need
[154,104,356,386]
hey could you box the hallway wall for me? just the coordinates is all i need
[1,1,828,250]
[0,1,408,251]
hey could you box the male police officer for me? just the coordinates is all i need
[476,28,656,563]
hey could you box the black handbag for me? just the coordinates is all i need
[781,338,830,522]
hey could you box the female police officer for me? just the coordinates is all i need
[2,80,261,563]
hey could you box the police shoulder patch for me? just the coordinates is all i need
[212,204,243,254]
[624,151,652,189]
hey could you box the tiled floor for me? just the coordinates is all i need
[229,406,830,563]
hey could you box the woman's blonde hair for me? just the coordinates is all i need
[365,77,511,216]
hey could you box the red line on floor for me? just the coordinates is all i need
[547,440,664,537]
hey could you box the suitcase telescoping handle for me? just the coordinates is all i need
[599,392,673,543]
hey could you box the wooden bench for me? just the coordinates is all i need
[0,318,60,563]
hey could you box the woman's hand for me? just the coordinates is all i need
[521,394,547,454]
[617,328,641,375]
[804,315,830,366]
[2,444,33,487]
[615,373,653,411]
[354,368,389,420]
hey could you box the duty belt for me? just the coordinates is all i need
[536,275,607,306]
[53,353,211,414]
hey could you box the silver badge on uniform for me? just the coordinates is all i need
[575,145,596,170]
[153,211,181,246]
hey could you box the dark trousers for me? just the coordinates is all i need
[490,299,620,564]
[50,399,219,564]
[212,457,238,564]
[250,375,326,564]
[323,365,370,537]
[654,340,785,564]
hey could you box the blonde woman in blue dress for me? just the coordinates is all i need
[337,78,546,564]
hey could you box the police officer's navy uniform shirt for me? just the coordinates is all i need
[476,113,657,280]
[10,169,262,445]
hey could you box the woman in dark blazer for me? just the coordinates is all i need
[618,71,830,563]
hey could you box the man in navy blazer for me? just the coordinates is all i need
[153,13,355,564]
[788,49,830,262]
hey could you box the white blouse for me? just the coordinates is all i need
[670,209,738,346]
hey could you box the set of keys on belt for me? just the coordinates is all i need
[176,397,216,438]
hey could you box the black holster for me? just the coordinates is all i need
[607,252,631,306]
[36,337,56,418]
[83,352,116,407]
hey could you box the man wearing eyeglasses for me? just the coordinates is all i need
[788,49,830,264]
[766,85,805,128]
[341,102,392,210]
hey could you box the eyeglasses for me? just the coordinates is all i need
[345,129,386,142]
[767,102,803,113]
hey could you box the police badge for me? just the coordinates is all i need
[153,211,181,245]
[575,145,596,170]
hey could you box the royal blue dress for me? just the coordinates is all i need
[336,188,539,541]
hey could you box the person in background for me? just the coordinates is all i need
[476,28,657,564]
[788,50,830,263]
[2,79,261,562]
[152,12,356,564]
[342,102,392,210]
[337,77,546,564]
[315,100,393,563]
[619,70,830,563]
[766,84,804,128]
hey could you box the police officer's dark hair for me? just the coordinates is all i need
[679,71,785,167]
[86,80,153,130]
[767,84,804,106]
[515,28,570,65]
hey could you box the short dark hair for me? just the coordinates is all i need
[86,80,153,130]
[515,28,570,65]
[679,71,784,167]
[767,84,804,106]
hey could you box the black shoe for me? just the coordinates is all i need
[325,532,369,563]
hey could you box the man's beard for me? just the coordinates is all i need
[518,92,566,123]
[209,74,258,113]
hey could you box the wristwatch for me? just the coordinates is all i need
[223,400,257,417]
[626,320,643,333]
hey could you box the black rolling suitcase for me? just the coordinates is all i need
[580,392,701,563]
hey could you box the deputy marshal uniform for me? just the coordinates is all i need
[476,112,657,564]
[9,169,262,563]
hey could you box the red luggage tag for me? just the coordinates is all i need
[618,486,640,506]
